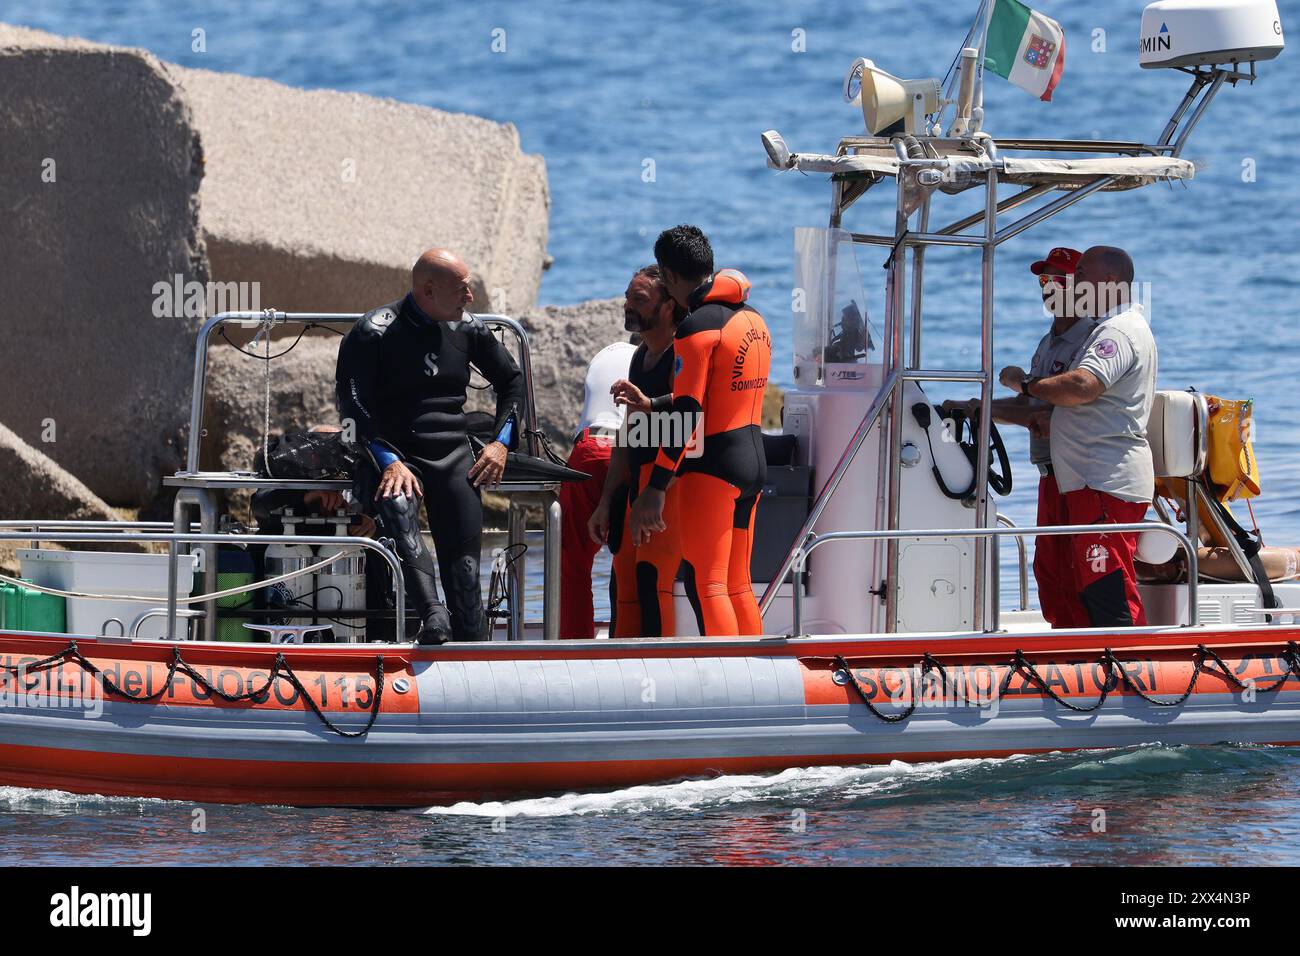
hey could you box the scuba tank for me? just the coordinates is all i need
[215,545,256,642]
[263,510,316,628]
[315,511,367,642]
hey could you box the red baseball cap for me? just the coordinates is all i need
[1030,246,1082,275]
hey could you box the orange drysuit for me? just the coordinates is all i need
[647,270,771,636]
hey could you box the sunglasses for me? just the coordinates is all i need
[1038,273,1069,288]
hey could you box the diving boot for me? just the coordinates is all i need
[417,603,453,645]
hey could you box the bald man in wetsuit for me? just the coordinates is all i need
[629,225,772,637]
[336,249,524,644]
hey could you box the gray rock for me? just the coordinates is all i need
[0,421,151,574]
[0,22,550,507]
[0,24,206,505]
[0,421,123,523]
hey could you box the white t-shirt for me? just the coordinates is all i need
[1049,302,1158,503]
[575,341,636,438]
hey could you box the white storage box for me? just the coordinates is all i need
[18,549,198,640]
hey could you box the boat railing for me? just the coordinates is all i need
[0,520,204,550]
[171,309,560,642]
[184,310,544,474]
[783,522,1200,637]
[0,530,406,644]
[996,514,1029,612]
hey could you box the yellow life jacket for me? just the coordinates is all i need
[1205,395,1260,502]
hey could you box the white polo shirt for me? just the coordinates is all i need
[574,341,636,438]
[1028,318,1095,466]
[1049,302,1158,503]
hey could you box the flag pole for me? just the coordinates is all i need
[943,0,989,107]
[973,0,996,130]
[942,0,991,134]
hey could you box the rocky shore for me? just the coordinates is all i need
[0,22,782,563]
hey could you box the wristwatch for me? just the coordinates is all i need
[1020,375,1041,397]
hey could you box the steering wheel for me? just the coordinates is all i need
[912,403,1013,501]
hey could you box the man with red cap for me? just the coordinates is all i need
[947,247,1092,627]
[1002,246,1156,630]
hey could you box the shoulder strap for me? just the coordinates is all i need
[1201,482,1280,614]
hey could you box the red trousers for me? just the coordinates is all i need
[559,430,613,639]
[1034,474,1089,628]
[1038,477,1148,628]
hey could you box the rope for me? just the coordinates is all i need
[833,652,949,722]
[524,427,569,466]
[830,642,1300,722]
[0,547,361,604]
[486,543,528,630]
[0,640,386,738]
[255,309,276,479]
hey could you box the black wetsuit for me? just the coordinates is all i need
[336,295,524,641]
[610,342,679,638]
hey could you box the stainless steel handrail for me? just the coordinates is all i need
[997,514,1029,612]
[130,607,205,640]
[475,313,543,459]
[185,310,541,472]
[785,523,1199,636]
[0,521,198,530]
[0,531,406,645]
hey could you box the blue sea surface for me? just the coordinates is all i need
[5,0,1300,864]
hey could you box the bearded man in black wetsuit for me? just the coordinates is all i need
[336,249,524,644]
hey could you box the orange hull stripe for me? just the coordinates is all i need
[802,654,1299,705]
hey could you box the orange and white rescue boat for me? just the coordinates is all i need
[0,0,1295,807]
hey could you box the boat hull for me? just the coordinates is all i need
[1,628,1298,806]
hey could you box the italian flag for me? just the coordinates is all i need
[983,0,1065,102]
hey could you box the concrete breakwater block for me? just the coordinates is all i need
[0,24,207,506]
[0,420,128,574]
[0,422,122,524]
[173,65,550,318]
[0,23,550,506]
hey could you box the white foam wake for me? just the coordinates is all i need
[418,755,1032,818]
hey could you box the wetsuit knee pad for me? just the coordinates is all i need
[445,553,487,640]
[377,493,427,560]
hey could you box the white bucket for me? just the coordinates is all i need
[17,549,198,640]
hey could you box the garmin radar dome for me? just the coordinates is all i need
[1140,0,1284,69]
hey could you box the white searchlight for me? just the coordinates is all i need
[1140,0,1284,70]
[843,57,941,136]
